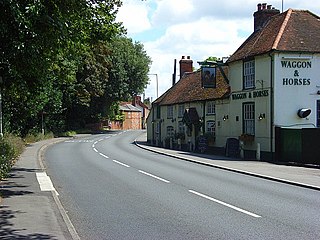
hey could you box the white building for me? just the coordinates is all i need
[220,3,320,161]
[147,3,320,163]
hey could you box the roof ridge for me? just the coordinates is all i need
[272,9,293,49]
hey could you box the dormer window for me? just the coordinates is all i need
[243,59,255,89]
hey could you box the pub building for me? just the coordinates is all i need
[147,3,320,163]
[219,3,320,162]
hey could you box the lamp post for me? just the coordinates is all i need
[148,73,159,98]
[0,76,3,138]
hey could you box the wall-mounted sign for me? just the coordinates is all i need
[201,67,216,88]
[231,90,269,100]
[281,60,312,86]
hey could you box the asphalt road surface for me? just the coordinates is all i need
[45,130,320,240]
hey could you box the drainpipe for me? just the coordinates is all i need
[203,101,206,134]
[269,52,274,161]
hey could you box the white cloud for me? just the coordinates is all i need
[116,1,151,34]
[118,0,320,101]
[143,16,251,98]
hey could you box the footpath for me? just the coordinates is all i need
[0,132,319,239]
[135,133,320,191]
[0,138,78,240]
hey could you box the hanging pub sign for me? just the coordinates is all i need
[201,67,216,88]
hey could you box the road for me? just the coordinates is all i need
[45,130,320,240]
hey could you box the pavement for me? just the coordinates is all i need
[0,132,319,239]
[0,137,78,240]
[134,132,320,191]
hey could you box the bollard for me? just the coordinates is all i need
[256,143,261,160]
[240,141,244,159]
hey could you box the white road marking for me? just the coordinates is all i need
[93,148,98,153]
[138,170,170,183]
[36,172,59,195]
[113,160,130,168]
[94,141,98,145]
[188,190,261,218]
[99,152,109,158]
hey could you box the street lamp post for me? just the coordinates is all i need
[0,76,3,138]
[148,73,159,99]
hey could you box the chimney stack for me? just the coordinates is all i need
[172,59,177,86]
[253,3,280,31]
[179,55,193,79]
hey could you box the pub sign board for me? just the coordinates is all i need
[201,67,216,88]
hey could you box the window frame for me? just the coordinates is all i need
[207,101,216,115]
[166,126,174,137]
[243,102,255,135]
[167,105,173,119]
[243,59,255,89]
[317,100,320,128]
[206,120,216,137]
[178,121,185,133]
[178,104,184,118]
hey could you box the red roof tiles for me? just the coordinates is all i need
[154,66,230,106]
[228,9,320,63]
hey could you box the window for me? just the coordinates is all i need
[243,60,255,89]
[156,105,161,119]
[317,100,320,128]
[178,105,184,118]
[178,121,185,133]
[156,122,160,133]
[207,101,216,115]
[167,126,174,137]
[167,105,173,119]
[243,102,255,135]
[206,121,216,137]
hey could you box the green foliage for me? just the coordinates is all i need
[24,131,54,144]
[105,37,152,100]
[0,0,151,135]
[107,102,125,122]
[0,134,25,179]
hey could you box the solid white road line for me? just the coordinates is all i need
[113,160,130,168]
[93,148,98,153]
[188,190,261,218]
[138,170,170,183]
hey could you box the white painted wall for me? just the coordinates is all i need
[274,53,320,129]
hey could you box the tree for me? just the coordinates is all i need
[0,0,124,135]
[66,36,152,127]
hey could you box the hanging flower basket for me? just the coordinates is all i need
[239,134,254,143]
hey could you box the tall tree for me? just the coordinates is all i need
[66,36,152,127]
[0,0,124,135]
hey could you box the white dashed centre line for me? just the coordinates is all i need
[113,160,130,168]
[189,190,261,218]
[138,170,170,183]
[99,152,109,158]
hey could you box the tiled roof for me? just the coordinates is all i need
[228,9,320,63]
[154,66,230,106]
[120,104,141,112]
